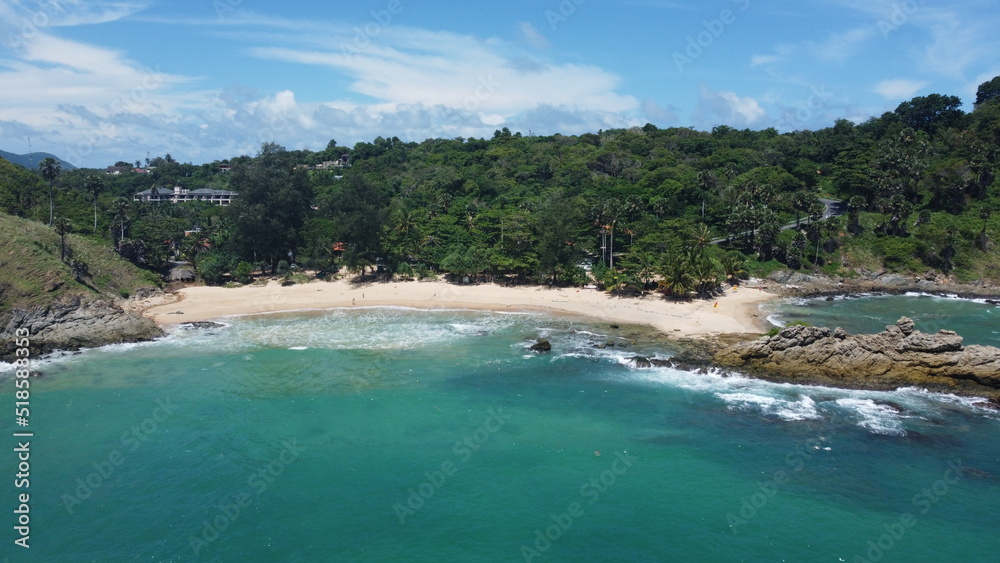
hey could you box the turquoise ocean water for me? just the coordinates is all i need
[3,302,1000,562]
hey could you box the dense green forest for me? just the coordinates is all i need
[3,78,1000,296]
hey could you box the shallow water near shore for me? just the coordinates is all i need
[5,307,1000,561]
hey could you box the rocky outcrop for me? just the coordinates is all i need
[0,295,164,361]
[529,339,552,353]
[714,317,1000,398]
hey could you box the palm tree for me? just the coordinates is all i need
[689,223,713,254]
[596,199,625,269]
[38,158,61,226]
[978,207,992,251]
[721,251,748,284]
[421,234,443,248]
[53,217,71,261]
[696,170,717,218]
[394,209,419,235]
[689,254,722,296]
[634,252,656,289]
[343,248,373,276]
[112,197,131,243]
[791,192,812,228]
[658,253,692,298]
[846,195,866,234]
[84,175,105,233]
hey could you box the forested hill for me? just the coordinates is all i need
[2,79,1000,293]
[0,150,76,171]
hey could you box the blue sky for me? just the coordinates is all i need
[1,0,998,168]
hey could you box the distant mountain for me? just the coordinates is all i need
[0,149,77,171]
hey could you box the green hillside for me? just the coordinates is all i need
[0,150,77,171]
[0,211,161,319]
[1,80,999,296]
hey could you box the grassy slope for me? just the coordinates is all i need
[0,212,162,319]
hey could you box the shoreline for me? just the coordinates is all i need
[138,277,778,337]
[765,271,1000,300]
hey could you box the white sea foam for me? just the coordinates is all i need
[834,398,906,435]
[766,314,786,328]
[717,392,822,421]
[0,334,173,375]
[527,326,999,433]
[215,308,523,352]
[893,387,1000,420]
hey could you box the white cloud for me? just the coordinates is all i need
[47,1,149,27]
[807,27,874,62]
[828,0,1000,78]
[691,86,765,129]
[0,0,147,31]
[917,10,995,79]
[0,29,195,164]
[640,99,679,125]
[511,105,641,135]
[248,26,639,119]
[874,79,929,100]
[518,21,549,50]
[0,12,645,166]
[750,54,779,67]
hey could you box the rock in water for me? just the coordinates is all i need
[629,356,653,368]
[182,321,225,329]
[529,339,552,353]
[0,295,164,361]
[713,317,1000,399]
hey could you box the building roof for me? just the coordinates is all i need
[134,187,238,196]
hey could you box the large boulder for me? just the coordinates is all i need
[529,339,552,353]
[0,295,164,361]
[714,317,1000,398]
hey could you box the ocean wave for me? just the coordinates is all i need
[766,314,786,328]
[5,309,530,377]
[218,308,524,352]
[0,336,172,375]
[834,398,906,435]
[606,353,1000,433]
[900,291,996,305]
[717,392,822,421]
[893,387,1000,420]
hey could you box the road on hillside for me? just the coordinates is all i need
[710,198,845,245]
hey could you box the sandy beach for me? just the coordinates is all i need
[140,278,778,336]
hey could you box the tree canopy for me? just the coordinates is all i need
[3,76,1000,290]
